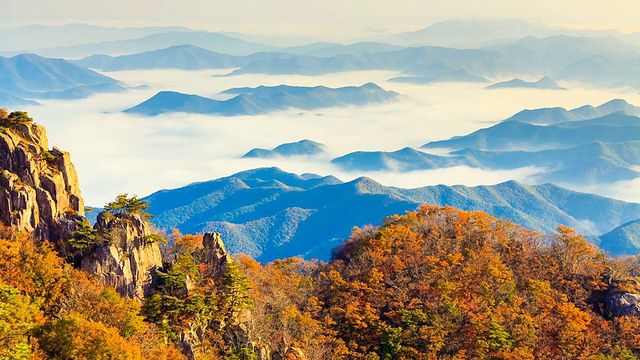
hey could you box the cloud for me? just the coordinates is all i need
[21,68,640,206]
[560,179,640,205]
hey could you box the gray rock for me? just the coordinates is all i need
[605,292,640,317]
[202,232,232,279]
[81,212,163,300]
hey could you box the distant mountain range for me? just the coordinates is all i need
[282,41,403,57]
[74,45,248,71]
[387,19,624,48]
[4,31,279,59]
[4,20,637,57]
[505,99,640,124]
[3,20,640,91]
[486,76,566,90]
[6,24,628,90]
[422,114,640,152]
[69,35,638,87]
[219,45,502,77]
[328,99,640,186]
[0,53,126,103]
[243,139,327,158]
[143,167,640,262]
[0,23,196,53]
[124,83,398,116]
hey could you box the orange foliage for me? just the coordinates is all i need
[311,205,637,359]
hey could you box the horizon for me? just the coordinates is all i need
[2,0,640,41]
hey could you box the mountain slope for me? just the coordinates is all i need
[282,41,403,57]
[125,83,398,116]
[144,168,640,261]
[387,19,586,47]
[334,141,640,184]
[506,99,640,124]
[422,120,640,151]
[331,147,457,171]
[243,139,327,158]
[597,218,640,256]
[486,76,566,90]
[0,23,195,53]
[75,44,247,71]
[0,53,125,99]
[17,31,279,58]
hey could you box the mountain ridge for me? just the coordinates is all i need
[124,83,398,116]
[143,167,640,261]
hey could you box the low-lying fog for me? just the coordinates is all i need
[22,69,640,206]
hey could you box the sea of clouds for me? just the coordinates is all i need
[21,68,640,206]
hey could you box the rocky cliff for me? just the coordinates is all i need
[0,116,164,301]
[81,212,163,300]
[0,120,84,241]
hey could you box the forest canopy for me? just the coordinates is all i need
[1,205,640,359]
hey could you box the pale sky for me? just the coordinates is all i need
[3,0,640,35]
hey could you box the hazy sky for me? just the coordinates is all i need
[3,0,640,35]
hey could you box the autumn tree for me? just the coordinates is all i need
[311,205,640,359]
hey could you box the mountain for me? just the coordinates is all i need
[332,140,640,184]
[283,41,403,57]
[422,118,640,151]
[484,35,639,74]
[124,83,398,116]
[74,44,247,71]
[243,139,327,158]
[486,76,566,90]
[388,19,565,47]
[456,141,640,183]
[221,53,368,76]
[19,31,279,58]
[0,53,125,100]
[597,219,640,256]
[210,33,640,89]
[555,53,640,89]
[143,167,640,261]
[553,112,640,128]
[331,147,457,171]
[222,45,502,77]
[402,103,640,185]
[0,23,195,53]
[0,91,40,106]
[389,70,489,84]
[506,99,640,124]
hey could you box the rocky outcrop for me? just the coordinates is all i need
[605,292,640,317]
[202,232,233,278]
[178,232,233,358]
[0,121,84,241]
[80,212,163,300]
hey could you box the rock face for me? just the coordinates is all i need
[202,232,232,278]
[0,119,164,301]
[0,122,84,241]
[180,232,234,358]
[605,292,640,317]
[81,212,163,300]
